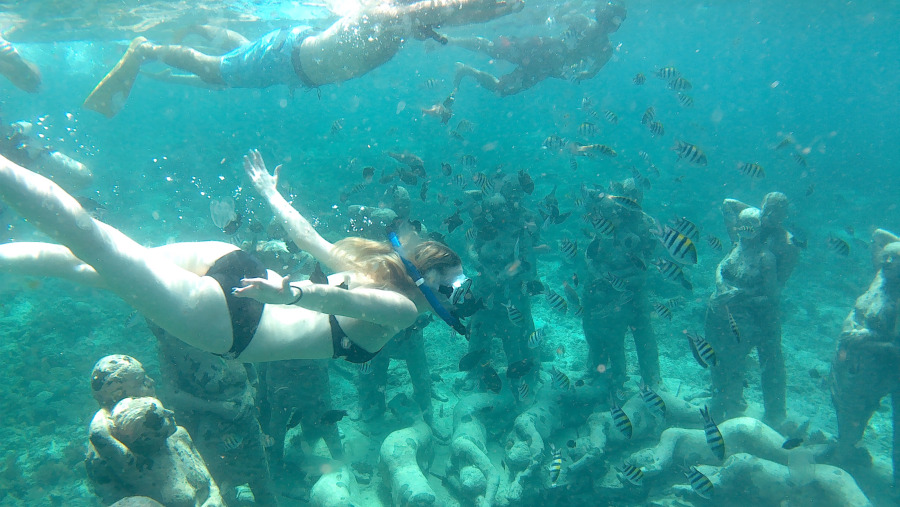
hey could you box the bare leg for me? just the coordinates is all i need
[141,69,225,89]
[0,154,234,353]
[0,241,239,287]
[0,242,103,287]
[0,35,42,93]
[452,62,500,92]
[175,25,250,52]
[84,37,223,118]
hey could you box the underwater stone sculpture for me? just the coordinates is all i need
[695,453,871,507]
[152,327,279,505]
[310,466,359,507]
[108,497,166,507]
[504,387,564,501]
[357,317,437,425]
[705,192,800,424]
[629,416,790,475]
[104,396,224,507]
[86,355,158,504]
[831,229,900,485]
[581,178,661,391]
[265,358,345,479]
[630,416,872,506]
[566,387,700,494]
[379,419,437,506]
[445,393,510,507]
[464,178,543,387]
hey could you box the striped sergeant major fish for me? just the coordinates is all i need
[527,328,545,349]
[686,331,717,368]
[725,306,741,343]
[826,235,850,256]
[546,290,568,313]
[706,234,723,251]
[656,66,681,80]
[549,448,563,486]
[656,225,699,265]
[607,194,642,212]
[700,405,726,460]
[640,384,666,418]
[560,238,577,260]
[672,139,708,166]
[591,214,616,235]
[685,466,714,499]
[617,462,644,486]
[653,301,673,320]
[551,366,571,390]
[676,92,694,108]
[517,381,529,400]
[605,271,627,292]
[611,398,633,439]
[578,122,598,137]
[667,76,692,91]
[502,302,525,326]
[647,120,665,137]
[653,257,693,291]
[578,143,617,157]
[738,162,765,179]
[671,216,701,241]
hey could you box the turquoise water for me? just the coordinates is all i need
[1,0,899,505]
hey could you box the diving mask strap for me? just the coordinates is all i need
[388,232,468,337]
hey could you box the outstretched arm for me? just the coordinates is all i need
[379,0,524,28]
[233,273,419,329]
[243,150,350,273]
[446,36,503,58]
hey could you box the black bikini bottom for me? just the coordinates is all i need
[330,314,381,364]
[206,250,266,359]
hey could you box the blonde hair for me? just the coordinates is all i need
[330,237,461,297]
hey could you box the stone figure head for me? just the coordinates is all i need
[737,208,762,241]
[91,355,155,409]
[761,192,790,225]
[878,242,900,282]
[110,397,177,453]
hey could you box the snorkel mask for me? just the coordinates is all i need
[438,274,473,306]
[388,231,469,337]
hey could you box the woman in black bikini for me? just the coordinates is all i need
[0,150,470,363]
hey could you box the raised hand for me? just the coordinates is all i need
[242,149,281,198]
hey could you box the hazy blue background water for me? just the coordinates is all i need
[1,0,898,504]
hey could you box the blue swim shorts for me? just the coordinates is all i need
[220,26,313,89]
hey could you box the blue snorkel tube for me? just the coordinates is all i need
[388,231,469,337]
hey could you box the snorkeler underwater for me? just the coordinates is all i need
[1,0,899,505]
